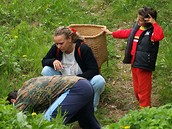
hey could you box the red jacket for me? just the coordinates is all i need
[112,22,164,71]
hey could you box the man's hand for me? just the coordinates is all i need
[144,14,156,24]
[101,28,113,35]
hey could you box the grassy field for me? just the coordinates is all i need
[1,0,172,128]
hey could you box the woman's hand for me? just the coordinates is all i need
[53,60,63,71]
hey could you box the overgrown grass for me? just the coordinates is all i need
[106,103,172,129]
[0,98,70,129]
[1,0,172,128]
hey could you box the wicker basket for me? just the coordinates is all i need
[69,24,108,71]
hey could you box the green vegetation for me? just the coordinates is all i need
[0,99,70,129]
[106,104,172,129]
[1,0,172,128]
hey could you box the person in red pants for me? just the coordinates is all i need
[102,6,164,108]
[7,75,101,129]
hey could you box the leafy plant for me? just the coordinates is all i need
[106,104,172,129]
[0,98,70,129]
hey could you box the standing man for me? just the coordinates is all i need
[102,6,164,108]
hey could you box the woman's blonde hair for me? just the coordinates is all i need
[54,26,83,43]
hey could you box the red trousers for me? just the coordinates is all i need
[132,67,152,107]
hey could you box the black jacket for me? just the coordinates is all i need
[123,22,159,71]
[42,39,99,79]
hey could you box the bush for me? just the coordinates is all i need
[105,104,172,129]
[0,98,70,129]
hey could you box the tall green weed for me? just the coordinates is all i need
[0,98,70,129]
[106,104,172,129]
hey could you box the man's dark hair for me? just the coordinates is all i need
[138,6,157,27]
[138,6,157,20]
[6,90,18,104]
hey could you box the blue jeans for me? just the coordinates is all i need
[41,66,106,111]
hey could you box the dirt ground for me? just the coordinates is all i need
[100,62,137,122]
